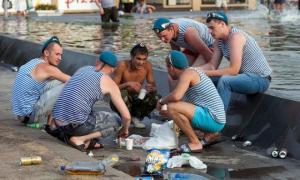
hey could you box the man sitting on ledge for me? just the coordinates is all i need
[51,51,131,152]
[203,12,272,111]
[157,50,226,153]
[11,36,70,125]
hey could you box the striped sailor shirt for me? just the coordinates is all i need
[52,66,104,124]
[184,67,226,124]
[12,58,47,116]
[218,27,272,77]
[170,18,214,52]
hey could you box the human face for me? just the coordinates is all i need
[131,53,148,70]
[157,29,174,43]
[46,44,63,66]
[207,20,226,39]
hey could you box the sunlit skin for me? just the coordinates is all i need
[207,20,230,40]
[131,53,148,70]
[156,28,176,43]
[44,44,63,66]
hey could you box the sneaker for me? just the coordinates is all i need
[132,117,145,129]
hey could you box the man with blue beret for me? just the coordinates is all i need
[12,36,70,126]
[51,51,131,152]
[153,17,214,67]
[203,12,272,111]
[157,50,226,153]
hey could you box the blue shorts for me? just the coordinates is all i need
[191,106,225,133]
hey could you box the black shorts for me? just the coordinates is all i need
[101,6,119,23]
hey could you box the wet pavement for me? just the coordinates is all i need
[1,9,300,100]
[1,65,300,179]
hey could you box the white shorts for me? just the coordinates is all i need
[216,0,228,7]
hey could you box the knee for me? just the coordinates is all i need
[217,76,232,88]
[167,102,178,114]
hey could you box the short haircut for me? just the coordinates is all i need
[130,43,148,57]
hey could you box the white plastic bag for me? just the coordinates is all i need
[143,121,178,150]
[189,156,207,170]
[167,155,189,168]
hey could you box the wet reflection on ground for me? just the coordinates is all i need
[0,13,299,100]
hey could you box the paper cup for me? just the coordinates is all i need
[161,104,167,111]
[125,138,133,150]
[138,89,147,100]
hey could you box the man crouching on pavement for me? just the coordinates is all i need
[157,50,226,153]
[51,51,131,152]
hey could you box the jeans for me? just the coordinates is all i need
[211,73,271,111]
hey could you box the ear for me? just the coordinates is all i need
[43,49,50,56]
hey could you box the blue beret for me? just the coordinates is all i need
[42,36,61,52]
[168,50,189,69]
[206,12,228,25]
[99,51,117,67]
[153,17,171,33]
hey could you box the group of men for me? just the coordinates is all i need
[11,12,271,153]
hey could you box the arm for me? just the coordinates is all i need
[204,33,245,76]
[34,64,70,82]
[159,70,194,105]
[95,0,104,15]
[201,41,223,70]
[112,61,141,92]
[101,75,131,136]
[145,62,157,92]
[184,27,213,62]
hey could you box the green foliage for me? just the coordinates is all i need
[35,4,57,10]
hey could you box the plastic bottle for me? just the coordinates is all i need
[26,123,42,129]
[60,154,119,175]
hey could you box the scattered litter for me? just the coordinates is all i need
[116,134,149,148]
[143,122,178,150]
[279,148,288,159]
[144,149,170,177]
[167,153,207,170]
[88,151,94,157]
[19,156,42,166]
[243,140,252,147]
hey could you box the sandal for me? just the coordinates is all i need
[65,137,86,152]
[199,133,223,148]
[179,144,202,153]
[87,139,104,150]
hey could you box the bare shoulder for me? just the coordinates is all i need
[145,61,153,71]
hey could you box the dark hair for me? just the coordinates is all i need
[130,43,148,57]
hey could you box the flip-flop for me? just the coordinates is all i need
[65,137,86,152]
[87,139,104,150]
[179,144,202,153]
[199,135,224,148]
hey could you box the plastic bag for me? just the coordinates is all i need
[143,121,178,150]
[167,153,207,170]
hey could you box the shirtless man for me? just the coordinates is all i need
[112,43,161,128]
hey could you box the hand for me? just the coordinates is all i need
[118,127,129,138]
[146,84,156,92]
[99,7,104,15]
[127,82,142,93]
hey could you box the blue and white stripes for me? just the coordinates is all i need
[184,67,226,124]
[171,18,214,52]
[52,66,104,124]
[12,58,47,116]
[218,27,272,77]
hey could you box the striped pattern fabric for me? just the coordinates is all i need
[170,18,214,52]
[12,58,47,116]
[218,27,272,77]
[184,67,226,124]
[52,66,104,124]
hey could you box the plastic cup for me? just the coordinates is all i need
[125,138,133,150]
[161,104,168,111]
[138,88,147,100]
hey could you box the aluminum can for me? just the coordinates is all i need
[271,148,279,158]
[20,156,42,165]
[279,148,288,159]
